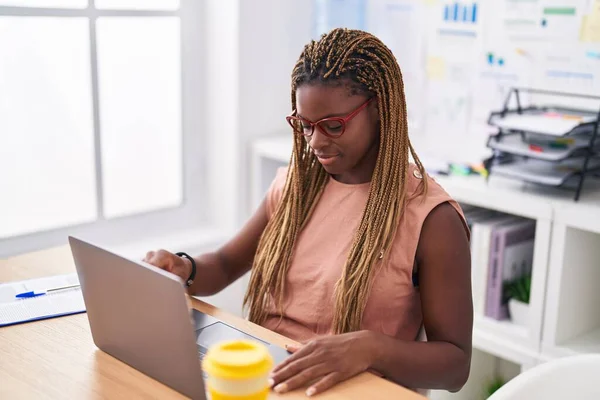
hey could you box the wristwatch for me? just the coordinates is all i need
[175,252,196,287]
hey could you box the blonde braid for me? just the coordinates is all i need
[244,28,427,334]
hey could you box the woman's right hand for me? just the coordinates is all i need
[143,249,192,282]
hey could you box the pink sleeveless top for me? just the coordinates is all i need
[262,164,467,344]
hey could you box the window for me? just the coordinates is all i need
[0,1,208,255]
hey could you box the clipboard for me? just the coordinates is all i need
[0,273,86,327]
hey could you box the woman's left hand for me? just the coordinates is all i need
[269,331,375,397]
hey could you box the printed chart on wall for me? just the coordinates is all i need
[366,0,427,133]
[511,0,600,110]
[539,0,590,41]
[497,0,589,43]
[423,0,484,140]
[532,46,600,110]
[469,46,534,137]
[581,0,600,43]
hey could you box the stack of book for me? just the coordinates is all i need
[463,205,536,321]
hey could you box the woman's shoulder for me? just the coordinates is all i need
[406,163,452,203]
[403,163,469,238]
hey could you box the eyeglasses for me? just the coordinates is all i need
[286,97,375,138]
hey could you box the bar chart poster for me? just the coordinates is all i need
[443,1,478,24]
[438,1,482,37]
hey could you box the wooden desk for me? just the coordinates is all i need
[0,246,424,400]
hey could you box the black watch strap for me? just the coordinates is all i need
[175,252,196,287]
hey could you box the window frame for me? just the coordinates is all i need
[0,0,214,257]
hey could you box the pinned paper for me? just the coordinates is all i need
[580,0,600,42]
[426,56,446,79]
[580,14,600,42]
[515,48,529,57]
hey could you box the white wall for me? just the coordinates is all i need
[205,0,313,227]
[237,0,314,219]
[202,1,314,315]
[204,0,240,233]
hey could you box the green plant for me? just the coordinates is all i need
[484,376,506,399]
[504,273,532,304]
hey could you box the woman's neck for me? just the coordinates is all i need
[331,140,379,185]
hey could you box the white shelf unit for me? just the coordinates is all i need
[434,174,553,367]
[540,183,600,361]
[251,135,293,209]
[542,219,600,360]
[250,134,600,396]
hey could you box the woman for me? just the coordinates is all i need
[144,28,472,397]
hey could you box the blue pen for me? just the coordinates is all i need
[15,291,47,298]
[15,283,80,299]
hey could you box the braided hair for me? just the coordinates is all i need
[244,28,427,334]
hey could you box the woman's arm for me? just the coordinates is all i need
[368,201,473,391]
[185,197,270,296]
[144,197,270,296]
[269,202,472,396]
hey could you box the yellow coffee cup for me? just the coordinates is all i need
[202,340,274,400]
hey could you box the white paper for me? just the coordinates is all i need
[425,0,485,84]
[0,273,84,327]
[437,0,483,38]
[487,133,591,161]
[501,0,541,42]
[424,81,472,139]
[529,43,600,111]
[490,113,595,136]
[422,1,486,141]
[492,157,600,185]
[491,0,588,43]
[469,46,534,137]
[538,0,588,41]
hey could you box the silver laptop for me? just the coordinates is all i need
[69,236,289,400]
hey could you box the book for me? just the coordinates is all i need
[470,214,520,315]
[463,207,499,234]
[485,219,536,320]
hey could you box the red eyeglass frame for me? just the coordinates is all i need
[286,96,375,138]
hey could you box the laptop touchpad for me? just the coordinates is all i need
[196,322,268,353]
[195,322,289,364]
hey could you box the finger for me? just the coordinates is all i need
[149,256,171,272]
[272,342,312,373]
[144,250,173,271]
[142,251,155,263]
[273,363,329,394]
[270,354,323,386]
[306,372,343,397]
[286,344,301,353]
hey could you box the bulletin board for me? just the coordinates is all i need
[313,0,600,162]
